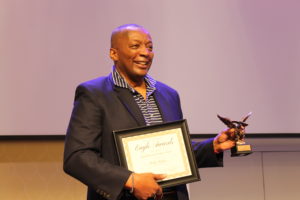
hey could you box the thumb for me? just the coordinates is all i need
[153,174,167,180]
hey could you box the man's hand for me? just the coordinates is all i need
[125,173,166,200]
[213,128,244,153]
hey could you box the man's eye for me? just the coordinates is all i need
[130,44,139,49]
[147,46,153,51]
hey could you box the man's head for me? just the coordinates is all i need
[110,24,154,83]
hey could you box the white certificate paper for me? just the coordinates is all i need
[122,128,192,181]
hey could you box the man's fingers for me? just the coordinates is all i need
[156,186,163,194]
[153,174,164,197]
[153,174,167,180]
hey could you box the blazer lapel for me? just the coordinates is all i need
[154,90,173,122]
[114,86,146,126]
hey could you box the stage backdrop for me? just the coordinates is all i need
[1,0,300,135]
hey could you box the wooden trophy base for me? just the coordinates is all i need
[231,143,252,157]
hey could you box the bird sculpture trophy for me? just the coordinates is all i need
[217,112,253,157]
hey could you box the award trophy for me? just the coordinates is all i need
[217,112,252,157]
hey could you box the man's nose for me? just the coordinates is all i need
[139,46,151,56]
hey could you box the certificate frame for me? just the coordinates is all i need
[113,119,200,188]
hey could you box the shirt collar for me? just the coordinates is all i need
[112,66,157,94]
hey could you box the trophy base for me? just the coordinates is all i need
[231,143,252,157]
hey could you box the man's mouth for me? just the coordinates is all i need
[134,61,150,67]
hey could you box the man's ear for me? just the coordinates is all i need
[110,48,118,61]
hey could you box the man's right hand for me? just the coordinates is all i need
[125,173,166,200]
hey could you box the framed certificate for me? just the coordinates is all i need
[113,119,200,188]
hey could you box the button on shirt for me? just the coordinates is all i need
[112,68,163,126]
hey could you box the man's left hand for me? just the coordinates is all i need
[213,128,243,153]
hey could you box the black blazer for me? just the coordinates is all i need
[63,74,222,200]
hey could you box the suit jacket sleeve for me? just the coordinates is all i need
[63,84,131,200]
[192,139,223,168]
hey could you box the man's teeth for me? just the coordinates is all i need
[135,61,148,65]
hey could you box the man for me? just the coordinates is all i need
[63,24,237,200]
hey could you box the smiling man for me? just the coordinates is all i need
[110,25,154,100]
[64,24,236,200]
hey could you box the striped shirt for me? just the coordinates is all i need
[112,68,163,126]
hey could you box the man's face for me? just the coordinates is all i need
[110,28,154,81]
